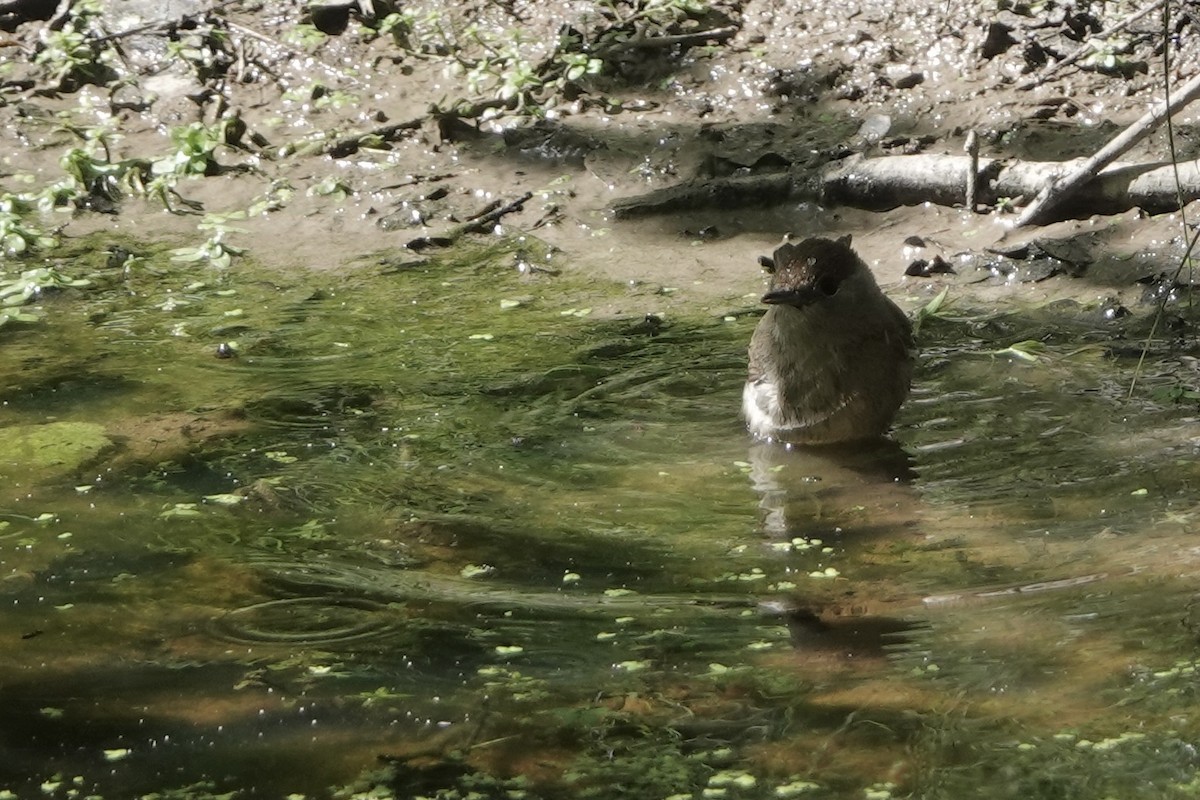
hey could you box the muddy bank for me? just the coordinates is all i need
[1,0,1198,317]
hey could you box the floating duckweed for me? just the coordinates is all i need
[596,632,617,640]
[774,778,820,797]
[103,748,131,762]
[768,581,796,591]
[495,645,524,656]
[159,503,202,519]
[604,588,635,597]
[614,616,635,624]
[562,571,581,583]
[74,485,92,494]
[204,493,244,506]
[707,747,735,763]
[461,564,495,578]
[808,567,840,579]
[864,782,896,800]
[1092,732,1147,751]
[1131,488,1149,496]
[615,660,650,672]
[1016,742,1036,751]
[708,770,756,789]
[468,333,495,340]
[768,542,792,552]
[702,788,727,799]
[746,641,775,651]
[499,298,522,309]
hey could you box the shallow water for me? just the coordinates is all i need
[3,237,1200,799]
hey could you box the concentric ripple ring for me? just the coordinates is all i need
[212,596,393,644]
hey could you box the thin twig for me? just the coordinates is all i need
[625,25,739,49]
[404,192,534,250]
[324,117,425,158]
[964,130,979,211]
[1129,0,1197,398]
[454,191,533,236]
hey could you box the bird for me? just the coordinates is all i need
[742,235,914,445]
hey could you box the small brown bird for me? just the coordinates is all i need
[742,235,914,445]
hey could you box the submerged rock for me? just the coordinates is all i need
[0,421,111,482]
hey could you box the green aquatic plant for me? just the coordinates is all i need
[156,120,238,178]
[0,196,58,257]
[0,266,91,326]
[32,0,116,91]
[911,286,950,337]
[170,212,248,269]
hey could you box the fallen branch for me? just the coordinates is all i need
[1014,69,1200,226]
[610,153,1200,220]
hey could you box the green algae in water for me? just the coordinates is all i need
[0,420,110,482]
[8,236,1200,798]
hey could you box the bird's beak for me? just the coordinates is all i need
[761,287,819,307]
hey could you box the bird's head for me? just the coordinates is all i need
[760,235,874,309]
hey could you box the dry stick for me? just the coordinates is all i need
[323,117,425,158]
[453,192,533,236]
[627,26,739,49]
[1017,0,1165,91]
[963,130,979,211]
[405,192,534,250]
[1014,68,1200,227]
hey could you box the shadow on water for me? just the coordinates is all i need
[4,237,1200,797]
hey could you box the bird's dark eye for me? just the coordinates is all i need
[816,276,841,296]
